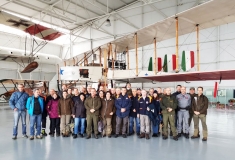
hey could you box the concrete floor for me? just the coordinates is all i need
[0,108,234,160]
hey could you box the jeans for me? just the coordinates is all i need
[129,116,140,134]
[152,116,160,134]
[74,118,86,134]
[30,114,42,136]
[13,110,27,136]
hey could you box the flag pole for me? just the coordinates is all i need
[196,24,200,71]
[154,38,157,75]
[175,17,179,72]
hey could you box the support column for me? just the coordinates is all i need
[99,47,102,67]
[135,33,138,76]
[196,24,200,71]
[126,47,129,70]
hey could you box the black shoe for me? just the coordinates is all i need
[49,132,52,135]
[56,133,60,137]
[152,133,158,137]
[173,136,178,141]
[108,135,111,138]
[86,135,91,139]
[202,137,207,141]
[73,135,77,139]
[177,133,181,138]
[102,134,106,138]
[62,133,66,137]
[50,134,54,137]
[185,133,189,139]
[163,136,168,140]
[128,132,134,136]
[114,134,119,138]
[12,136,17,140]
[80,134,84,138]
[191,135,200,139]
[137,133,140,136]
[170,131,173,136]
[94,134,98,139]
[122,134,127,138]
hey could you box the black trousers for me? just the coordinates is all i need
[42,113,47,129]
[50,118,60,134]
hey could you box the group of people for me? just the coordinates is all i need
[9,83,209,141]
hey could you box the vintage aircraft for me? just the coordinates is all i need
[59,0,235,88]
[0,11,63,73]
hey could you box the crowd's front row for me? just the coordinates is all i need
[9,84,209,142]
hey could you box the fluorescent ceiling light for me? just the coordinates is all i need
[105,19,111,27]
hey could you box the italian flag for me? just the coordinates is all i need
[163,54,176,72]
[148,57,162,72]
[181,51,195,71]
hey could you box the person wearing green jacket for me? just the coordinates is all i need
[160,88,178,141]
[84,88,101,139]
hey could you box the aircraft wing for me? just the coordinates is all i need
[0,11,63,41]
[111,70,235,83]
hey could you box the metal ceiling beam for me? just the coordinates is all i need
[94,0,140,29]
[149,3,167,18]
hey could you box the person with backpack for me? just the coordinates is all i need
[9,84,29,140]
[100,91,115,138]
[72,93,86,139]
[47,93,60,137]
[26,89,44,140]
[58,90,74,137]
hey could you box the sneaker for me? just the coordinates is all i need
[36,135,42,139]
[22,135,28,138]
[29,136,34,140]
[41,130,47,136]
[202,137,207,141]
[12,136,17,140]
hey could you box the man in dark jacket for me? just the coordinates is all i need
[84,88,101,139]
[9,84,29,140]
[138,89,151,139]
[115,87,131,138]
[128,88,140,136]
[160,88,178,141]
[191,86,208,141]
[188,87,197,126]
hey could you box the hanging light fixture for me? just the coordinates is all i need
[105,19,111,27]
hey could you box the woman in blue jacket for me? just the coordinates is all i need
[26,89,44,140]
